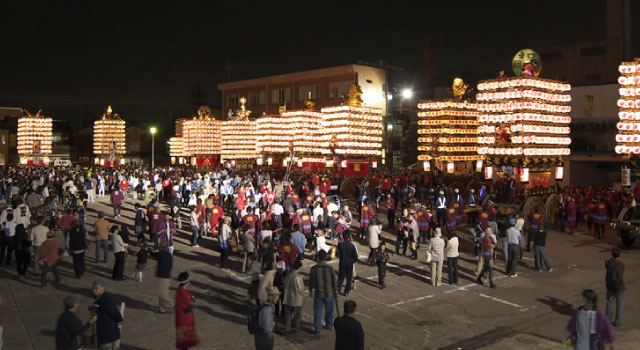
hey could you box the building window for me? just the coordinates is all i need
[227,94,239,109]
[580,46,606,57]
[247,92,257,106]
[299,85,321,101]
[271,88,291,104]
[258,91,266,105]
[329,81,352,99]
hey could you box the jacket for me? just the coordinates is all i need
[94,292,123,345]
[283,271,304,307]
[94,218,110,240]
[151,250,173,278]
[334,315,365,350]
[40,238,59,267]
[367,224,381,249]
[55,310,91,350]
[445,236,459,258]
[69,227,87,252]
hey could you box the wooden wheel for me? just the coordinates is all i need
[544,194,559,230]
[616,207,637,248]
[522,196,545,225]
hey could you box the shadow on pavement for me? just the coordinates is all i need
[536,296,574,316]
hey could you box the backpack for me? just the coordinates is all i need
[247,303,269,334]
[605,260,622,292]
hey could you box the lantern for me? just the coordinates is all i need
[297,160,303,168]
[447,162,455,174]
[256,158,263,166]
[476,159,483,172]
[267,157,273,166]
[341,159,348,168]
[423,160,431,172]
[325,159,334,168]
[520,167,530,183]
[171,157,176,165]
[484,166,493,179]
[372,160,378,168]
[230,160,236,167]
[283,159,288,167]
[555,166,564,180]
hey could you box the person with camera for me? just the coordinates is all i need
[56,296,97,350]
[91,279,123,350]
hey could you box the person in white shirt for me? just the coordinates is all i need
[30,217,49,271]
[367,219,382,265]
[445,232,460,285]
[189,207,200,247]
[14,201,31,229]
[1,213,17,264]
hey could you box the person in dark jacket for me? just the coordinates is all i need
[134,203,146,245]
[13,224,31,278]
[91,280,123,349]
[55,296,96,350]
[151,241,173,313]
[334,300,364,350]
[337,232,358,297]
[69,221,87,278]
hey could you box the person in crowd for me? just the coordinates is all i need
[605,247,625,327]
[241,225,256,274]
[94,212,110,264]
[30,216,49,272]
[566,289,616,350]
[55,296,96,350]
[334,300,365,350]
[309,250,337,334]
[505,217,524,277]
[92,279,124,350]
[428,227,445,286]
[110,188,124,218]
[337,232,358,296]
[476,227,497,289]
[111,226,128,281]
[218,216,232,269]
[367,218,381,266]
[13,223,31,279]
[175,272,200,350]
[134,243,149,283]
[68,220,87,279]
[283,260,304,334]
[134,203,147,245]
[40,230,61,287]
[255,287,279,350]
[445,231,459,285]
[533,229,552,273]
[151,241,173,314]
[375,242,389,289]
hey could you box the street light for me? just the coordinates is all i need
[150,127,157,168]
[401,89,413,99]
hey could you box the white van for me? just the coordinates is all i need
[54,159,72,167]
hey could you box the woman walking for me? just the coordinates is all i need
[566,289,616,350]
[175,272,200,350]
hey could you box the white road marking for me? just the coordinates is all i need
[476,292,523,308]
[390,294,434,306]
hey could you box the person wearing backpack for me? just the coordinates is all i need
[254,287,279,350]
[605,247,625,327]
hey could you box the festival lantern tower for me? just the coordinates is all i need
[17,109,53,165]
[256,111,289,167]
[321,84,383,176]
[615,58,640,157]
[221,97,258,167]
[279,96,329,171]
[417,78,481,174]
[476,49,572,197]
[93,105,126,167]
[169,118,186,165]
[182,106,221,167]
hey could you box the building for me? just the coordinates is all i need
[218,64,388,117]
[0,107,22,165]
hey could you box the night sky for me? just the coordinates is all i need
[0,0,632,125]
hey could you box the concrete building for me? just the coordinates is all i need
[217,64,388,117]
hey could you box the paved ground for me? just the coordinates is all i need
[1,196,639,350]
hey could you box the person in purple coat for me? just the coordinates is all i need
[566,289,616,350]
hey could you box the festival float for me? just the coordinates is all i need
[93,105,126,167]
[475,49,571,224]
[182,106,221,167]
[17,109,53,165]
[221,97,258,168]
[611,58,640,248]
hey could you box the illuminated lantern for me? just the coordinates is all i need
[17,109,53,165]
[520,167,530,183]
[182,106,222,164]
[297,160,303,168]
[341,159,348,168]
[325,159,333,168]
[476,159,483,172]
[256,158,263,166]
[616,58,640,156]
[171,157,176,165]
[484,166,493,180]
[423,160,431,172]
[447,162,455,174]
[283,159,288,167]
[230,160,236,167]
[555,166,564,180]
[93,105,126,166]
[372,160,378,168]
[94,158,100,165]
[267,157,273,166]
[221,119,258,161]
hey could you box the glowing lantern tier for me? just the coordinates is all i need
[17,116,53,156]
[320,105,383,157]
[182,119,221,156]
[93,119,126,156]
[169,137,184,157]
[221,120,258,159]
[615,59,640,154]
[476,76,572,162]
[416,100,482,162]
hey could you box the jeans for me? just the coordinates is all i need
[98,339,120,350]
[254,333,274,350]
[242,251,254,273]
[191,225,200,246]
[313,297,334,331]
[533,245,551,271]
[71,251,85,278]
[112,252,125,279]
[41,262,60,287]
[15,250,31,276]
[337,263,354,294]
[502,237,509,263]
[606,290,624,325]
[477,258,494,285]
[0,236,14,263]
[447,257,458,284]
[377,263,386,285]
[284,305,301,332]
[220,248,229,268]
[507,244,520,275]
[158,277,172,312]
[96,240,109,263]
[113,204,121,217]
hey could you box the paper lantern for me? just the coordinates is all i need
[256,158,263,166]
[484,166,493,179]
[325,159,334,168]
[555,166,564,180]
[447,162,455,173]
[616,59,640,153]
[423,160,431,172]
[267,157,273,166]
[297,160,303,168]
[475,159,483,172]
[520,167,530,183]
[372,160,378,168]
[341,159,348,168]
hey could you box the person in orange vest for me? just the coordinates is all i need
[527,206,543,252]
[210,204,224,236]
[291,193,301,210]
[446,207,457,232]
[587,198,597,234]
[566,197,577,235]
[242,207,260,239]
[300,212,314,244]
[320,177,331,195]
[385,194,396,229]
[594,197,608,240]
[416,205,431,244]
[359,199,376,240]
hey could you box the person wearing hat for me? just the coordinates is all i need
[505,217,524,277]
[255,286,279,350]
[92,279,123,349]
[40,230,61,287]
[175,272,199,350]
[55,296,97,350]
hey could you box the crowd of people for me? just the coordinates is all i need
[0,164,627,349]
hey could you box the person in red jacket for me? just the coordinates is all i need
[446,207,457,232]
[416,206,430,244]
[194,199,207,238]
[289,209,302,232]
[320,177,331,195]
[110,189,124,218]
[594,198,608,240]
[120,178,129,200]
[527,206,543,251]
[385,194,396,229]
[210,204,224,236]
[566,198,577,235]
[242,207,260,239]
[300,213,313,238]
[359,200,375,240]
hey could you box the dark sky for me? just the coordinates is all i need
[0,0,631,125]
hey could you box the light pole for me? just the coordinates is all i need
[150,126,157,168]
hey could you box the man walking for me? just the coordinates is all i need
[505,217,524,277]
[605,247,625,327]
[309,250,337,334]
[334,300,365,350]
[255,287,279,350]
[92,280,124,350]
[110,188,124,218]
[95,212,110,264]
[533,229,552,272]
[283,260,304,333]
[55,296,97,350]
[337,232,358,296]
[30,216,48,272]
[151,241,173,313]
